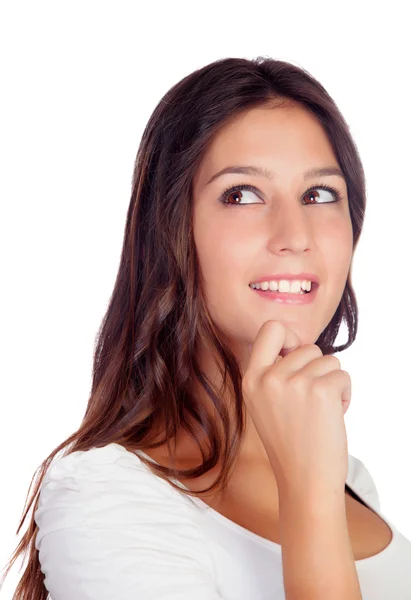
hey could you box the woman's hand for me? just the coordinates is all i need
[242,320,351,498]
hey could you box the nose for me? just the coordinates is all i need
[266,197,312,254]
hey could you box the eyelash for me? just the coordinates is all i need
[219,182,344,206]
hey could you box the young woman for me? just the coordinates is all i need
[3,56,411,599]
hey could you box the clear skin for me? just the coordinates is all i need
[188,101,354,465]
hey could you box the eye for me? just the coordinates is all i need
[303,184,343,204]
[219,184,263,206]
[219,183,343,206]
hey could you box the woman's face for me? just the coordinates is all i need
[192,102,353,361]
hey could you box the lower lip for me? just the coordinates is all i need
[250,284,319,304]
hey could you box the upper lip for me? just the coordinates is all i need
[250,273,320,286]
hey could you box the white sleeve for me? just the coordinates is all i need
[34,443,223,600]
[348,453,381,511]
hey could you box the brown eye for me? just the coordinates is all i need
[219,183,343,207]
[220,184,263,206]
[224,189,257,205]
[303,186,342,204]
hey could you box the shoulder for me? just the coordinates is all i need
[35,443,190,533]
[347,452,381,511]
[35,443,220,599]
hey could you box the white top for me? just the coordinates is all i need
[34,442,411,600]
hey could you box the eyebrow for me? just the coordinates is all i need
[204,164,345,187]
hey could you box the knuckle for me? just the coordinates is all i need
[309,344,324,358]
[327,355,342,369]
[341,369,351,382]
[312,377,329,397]
[291,372,311,392]
[299,344,323,361]
[262,370,283,391]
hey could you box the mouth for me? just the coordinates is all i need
[249,282,319,295]
[248,282,319,304]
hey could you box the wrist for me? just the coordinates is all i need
[278,481,347,519]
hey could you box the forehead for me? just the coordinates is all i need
[193,103,338,192]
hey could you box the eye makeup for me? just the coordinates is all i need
[218,182,344,206]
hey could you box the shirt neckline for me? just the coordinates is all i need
[134,448,396,566]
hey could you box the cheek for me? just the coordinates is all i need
[195,216,248,283]
[323,222,353,287]
[195,227,249,318]
[202,239,248,293]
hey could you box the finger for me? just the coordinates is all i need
[248,320,301,375]
[299,354,341,379]
[271,344,324,377]
[278,352,338,380]
[315,370,352,409]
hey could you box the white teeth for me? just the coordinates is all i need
[250,279,313,294]
[279,280,291,293]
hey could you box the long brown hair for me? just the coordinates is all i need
[2,55,366,598]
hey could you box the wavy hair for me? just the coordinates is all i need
[2,55,366,598]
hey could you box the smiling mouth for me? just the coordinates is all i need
[249,282,319,295]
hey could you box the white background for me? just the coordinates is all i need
[1,1,410,596]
